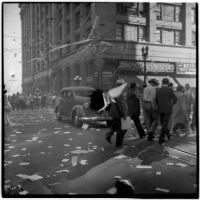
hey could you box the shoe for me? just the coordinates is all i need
[147,133,154,141]
[105,137,112,144]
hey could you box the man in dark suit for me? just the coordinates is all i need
[155,78,177,144]
[105,79,128,147]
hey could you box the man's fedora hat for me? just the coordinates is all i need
[148,78,159,85]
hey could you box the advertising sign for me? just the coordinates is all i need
[176,63,196,75]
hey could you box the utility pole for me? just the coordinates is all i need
[141,46,149,85]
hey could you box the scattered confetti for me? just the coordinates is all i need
[72,156,78,166]
[19,162,30,166]
[19,190,29,195]
[8,146,15,149]
[114,154,128,159]
[21,148,27,151]
[79,160,88,165]
[16,174,43,181]
[71,150,89,154]
[5,180,10,183]
[48,146,53,149]
[61,159,69,163]
[64,144,70,147]
[166,163,174,166]
[68,138,73,141]
[11,154,21,157]
[82,123,89,129]
[136,165,152,169]
[156,171,161,175]
[75,147,82,149]
[107,187,117,194]
[176,163,187,167]
[56,170,70,173]
[155,187,170,193]
[64,132,70,134]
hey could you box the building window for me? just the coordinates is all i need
[156,28,161,43]
[138,26,145,41]
[116,23,123,40]
[175,30,181,45]
[116,3,146,17]
[163,29,174,45]
[156,3,162,20]
[192,31,196,46]
[75,12,80,29]
[163,4,174,21]
[191,7,196,24]
[175,5,181,22]
[66,20,70,34]
[124,25,137,41]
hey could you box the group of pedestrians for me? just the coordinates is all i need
[104,77,196,147]
[7,90,47,111]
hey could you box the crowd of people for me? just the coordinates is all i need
[102,78,196,146]
[7,89,47,111]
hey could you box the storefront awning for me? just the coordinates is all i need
[137,76,177,86]
[175,78,197,88]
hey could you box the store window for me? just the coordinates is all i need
[191,7,196,24]
[156,28,162,43]
[116,23,123,40]
[192,31,196,46]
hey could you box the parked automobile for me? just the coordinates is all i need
[54,86,112,127]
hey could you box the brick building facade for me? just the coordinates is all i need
[19,3,197,94]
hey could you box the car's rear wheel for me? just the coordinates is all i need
[56,111,62,121]
[72,111,83,127]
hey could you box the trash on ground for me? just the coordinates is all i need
[61,159,69,163]
[79,160,88,165]
[64,144,70,147]
[71,150,89,154]
[156,171,161,175]
[166,163,174,165]
[12,154,21,157]
[82,123,89,129]
[107,187,117,194]
[19,162,30,166]
[72,156,78,166]
[19,190,29,195]
[56,170,70,173]
[16,174,43,181]
[136,165,152,169]
[155,187,170,193]
[114,154,128,159]
[176,163,187,167]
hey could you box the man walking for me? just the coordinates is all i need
[143,79,159,141]
[105,79,128,147]
[126,83,145,138]
[155,78,177,144]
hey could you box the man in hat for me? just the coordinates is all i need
[155,78,177,144]
[143,78,159,140]
[105,79,129,147]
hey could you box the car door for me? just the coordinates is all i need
[63,89,74,116]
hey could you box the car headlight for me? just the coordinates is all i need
[83,102,89,109]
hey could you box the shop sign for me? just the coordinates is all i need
[119,61,174,73]
[176,63,196,75]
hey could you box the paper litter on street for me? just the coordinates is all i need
[96,129,100,131]
[75,146,82,149]
[82,123,89,129]
[56,170,70,173]
[12,154,21,157]
[176,163,187,167]
[71,150,89,154]
[114,154,128,159]
[79,160,88,165]
[156,171,161,175]
[166,163,174,165]
[77,132,84,135]
[16,174,43,181]
[19,162,30,166]
[5,180,11,183]
[155,187,170,193]
[8,146,15,149]
[19,190,29,195]
[48,146,53,148]
[72,156,78,166]
[61,159,69,162]
[114,147,127,154]
[21,148,27,151]
[107,187,117,194]
[136,165,152,169]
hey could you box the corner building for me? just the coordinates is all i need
[19,3,197,93]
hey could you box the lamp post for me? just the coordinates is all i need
[141,46,149,85]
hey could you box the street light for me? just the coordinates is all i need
[141,45,149,85]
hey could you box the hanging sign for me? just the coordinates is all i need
[176,63,196,75]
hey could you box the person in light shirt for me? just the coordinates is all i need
[143,79,159,141]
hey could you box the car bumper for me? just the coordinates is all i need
[79,116,112,122]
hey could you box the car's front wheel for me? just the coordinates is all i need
[72,111,83,127]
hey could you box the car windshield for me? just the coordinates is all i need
[74,90,93,97]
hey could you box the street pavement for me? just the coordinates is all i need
[3,108,198,197]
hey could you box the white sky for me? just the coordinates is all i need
[3,3,22,94]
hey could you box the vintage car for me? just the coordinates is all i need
[54,86,112,127]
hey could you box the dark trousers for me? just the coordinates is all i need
[131,115,145,137]
[159,113,171,142]
[106,118,126,146]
